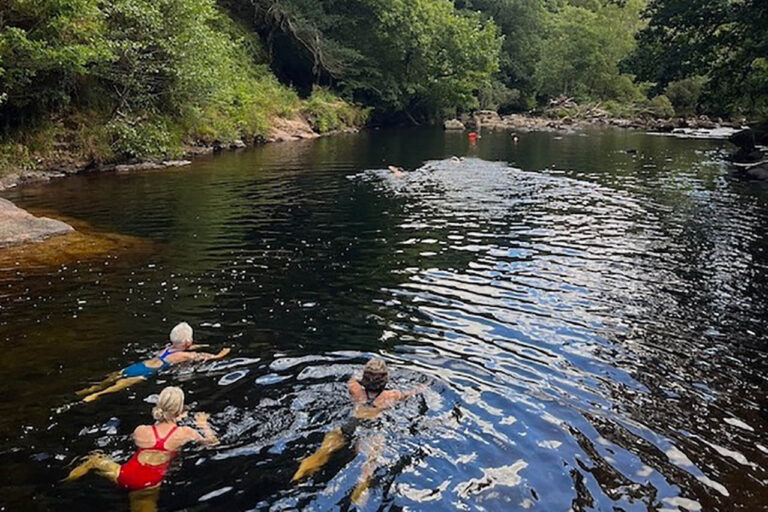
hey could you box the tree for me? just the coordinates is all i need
[535,0,646,102]
[628,0,768,116]
[456,0,545,111]
[224,0,502,121]
[0,0,109,130]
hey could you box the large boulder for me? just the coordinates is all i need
[444,119,465,130]
[0,198,73,248]
[730,129,756,152]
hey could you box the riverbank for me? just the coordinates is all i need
[446,109,746,135]
[0,112,361,193]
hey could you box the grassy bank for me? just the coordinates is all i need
[0,0,366,177]
[0,86,367,176]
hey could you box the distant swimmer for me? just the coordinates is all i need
[292,358,425,504]
[388,165,405,177]
[78,322,230,402]
[63,386,218,511]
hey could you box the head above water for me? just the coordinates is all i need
[361,358,389,392]
[152,386,185,423]
[169,322,193,348]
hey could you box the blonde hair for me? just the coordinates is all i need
[169,322,193,347]
[152,386,185,423]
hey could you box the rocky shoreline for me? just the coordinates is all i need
[0,114,355,193]
[444,109,745,135]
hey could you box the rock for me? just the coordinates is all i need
[745,166,768,180]
[230,139,247,149]
[162,160,192,168]
[730,129,756,152]
[114,162,164,173]
[473,110,503,129]
[444,119,465,130]
[0,198,74,248]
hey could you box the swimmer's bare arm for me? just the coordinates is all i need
[348,377,368,404]
[187,413,219,446]
[166,348,231,364]
[382,384,427,404]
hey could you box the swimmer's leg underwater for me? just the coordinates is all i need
[82,376,146,402]
[351,433,384,505]
[292,427,349,482]
[62,452,120,483]
[63,453,161,512]
[76,371,123,397]
[128,487,161,512]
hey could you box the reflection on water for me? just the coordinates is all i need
[1,128,768,511]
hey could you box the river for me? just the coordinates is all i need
[1,127,767,511]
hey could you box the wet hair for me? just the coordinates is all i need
[152,386,185,422]
[169,322,193,347]
[360,358,389,393]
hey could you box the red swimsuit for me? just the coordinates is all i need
[116,425,178,491]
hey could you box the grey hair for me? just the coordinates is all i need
[361,358,389,392]
[152,386,185,422]
[169,322,193,347]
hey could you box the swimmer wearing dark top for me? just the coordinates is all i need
[77,322,230,402]
[292,358,425,503]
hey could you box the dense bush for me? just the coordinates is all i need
[648,95,675,118]
[664,77,706,116]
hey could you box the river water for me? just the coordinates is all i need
[1,128,767,511]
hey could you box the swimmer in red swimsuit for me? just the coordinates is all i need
[63,386,218,511]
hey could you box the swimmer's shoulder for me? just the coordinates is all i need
[348,378,366,402]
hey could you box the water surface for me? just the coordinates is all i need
[1,128,768,511]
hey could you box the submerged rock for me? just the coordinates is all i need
[745,166,768,181]
[0,198,73,248]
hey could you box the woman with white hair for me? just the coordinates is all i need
[78,322,230,402]
[64,386,218,511]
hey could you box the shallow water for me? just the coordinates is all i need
[2,127,768,511]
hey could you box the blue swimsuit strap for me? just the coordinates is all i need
[157,347,177,364]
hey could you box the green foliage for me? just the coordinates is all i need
[647,95,675,118]
[629,0,768,117]
[237,0,502,121]
[302,88,369,134]
[664,76,706,115]
[0,0,110,119]
[457,0,544,111]
[108,118,179,159]
[368,0,501,119]
[535,0,647,103]
[477,80,522,111]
